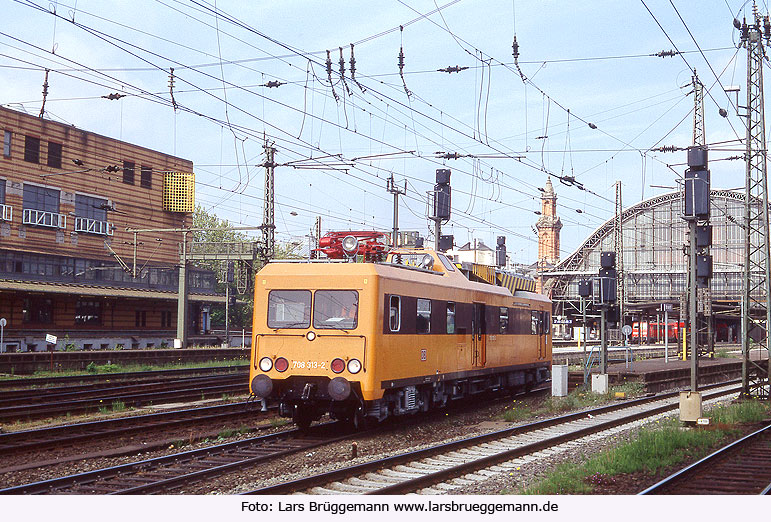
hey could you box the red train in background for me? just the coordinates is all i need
[631,321,685,343]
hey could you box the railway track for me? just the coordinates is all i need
[0,381,742,495]
[0,374,249,422]
[0,388,548,494]
[244,382,742,495]
[0,423,352,494]
[0,400,269,458]
[639,422,771,495]
[0,372,248,405]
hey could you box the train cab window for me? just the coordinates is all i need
[314,290,358,330]
[531,310,539,335]
[417,298,431,334]
[437,253,456,271]
[267,290,311,329]
[499,307,509,334]
[389,295,401,332]
[446,302,456,334]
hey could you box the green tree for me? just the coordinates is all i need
[192,206,256,330]
[191,206,306,331]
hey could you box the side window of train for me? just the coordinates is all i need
[446,302,456,334]
[531,310,539,335]
[416,298,431,334]
[499,307,508,334]
[389,295,401,332]
[542,311,551,335]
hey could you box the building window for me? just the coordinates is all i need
[23,297,53,324]
[140,166,152,188]
[161,310,173,328]
[135,310,146,327]
[75,194,108,221]
[47,142,62,169]
[0,179,9,223]
[75,300,102,325]
[123,161,135,184]
[24,135,40,163]
[22,183,64,228]
[3,130,10,158]
[23,184,59,213]
[417,298,431,334]
[74,194,111,235]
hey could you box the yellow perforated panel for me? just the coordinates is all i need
[163,171,195,212]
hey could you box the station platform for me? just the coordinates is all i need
[0,347,250,375]
[569,355,768,393]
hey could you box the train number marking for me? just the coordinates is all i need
[420,349,427,361]
[291,360,327,369]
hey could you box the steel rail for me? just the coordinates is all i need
[0,422,346,495]
[0,378,247,422]
[0,387,551,494]
[0,372,248,405]
[639,421,771,495]
[244,382,740,495]
[0,401,270,456]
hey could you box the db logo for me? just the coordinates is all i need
[420,349,427,361]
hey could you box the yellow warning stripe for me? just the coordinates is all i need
[469,263,535,293]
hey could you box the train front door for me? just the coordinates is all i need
[472,303,487,367]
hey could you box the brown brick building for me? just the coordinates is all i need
[0,106,220,351]
[536,179,562,292]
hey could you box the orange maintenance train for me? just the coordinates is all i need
[249,245,552,428]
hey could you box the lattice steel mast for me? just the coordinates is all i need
[739,7,771,399]
[614,181,624,327]
[262,141,276,263]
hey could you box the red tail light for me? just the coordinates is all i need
[331,358,345,373]
[274,357,289,372]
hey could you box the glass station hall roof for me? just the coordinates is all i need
[546,190,747,303]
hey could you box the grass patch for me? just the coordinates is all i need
[269,417,291,428]
[500,382,646,423]
[502,400,533,422]
[518,399,771,494]
[217,425,252,440]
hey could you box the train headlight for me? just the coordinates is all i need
[420,253,434,269]
[306,331,316,341]
[347,358,362,374]
[330,358,345,374]
[259,357,273,372]
[274,357,289,372]
[342,235,359,255]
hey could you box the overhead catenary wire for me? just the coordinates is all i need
[4,0,728,255]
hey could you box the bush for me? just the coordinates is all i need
[86,362,120,374]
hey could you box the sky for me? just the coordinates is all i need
[0,0,761,264]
